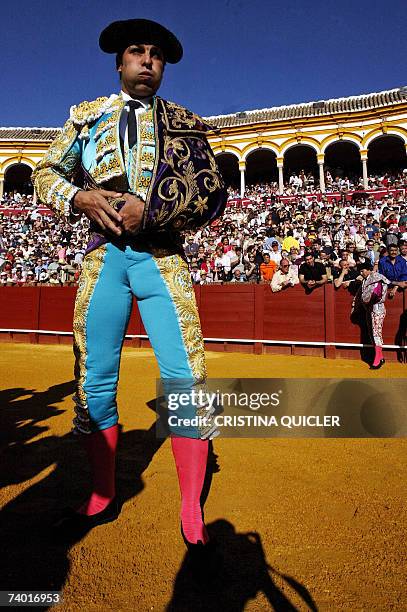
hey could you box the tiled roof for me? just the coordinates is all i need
[0,127,60,141]
[204,87,407,128]
[1,87,406,139]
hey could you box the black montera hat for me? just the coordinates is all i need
[99,19,183,64]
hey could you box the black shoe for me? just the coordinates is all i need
[370,359,385,370]
[50,497,120,543]
[181,523,215,555]
[180,524,219,579]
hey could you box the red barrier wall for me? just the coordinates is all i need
[0,285,405,360]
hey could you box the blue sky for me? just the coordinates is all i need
[1,0,406,127]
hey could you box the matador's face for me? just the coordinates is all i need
[118,43,165,97]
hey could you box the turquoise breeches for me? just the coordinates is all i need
[72,242,207,438]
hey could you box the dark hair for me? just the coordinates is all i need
[116,51,124,70]
[357,261,373,272]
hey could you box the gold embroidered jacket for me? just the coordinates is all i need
[32,93,227,247]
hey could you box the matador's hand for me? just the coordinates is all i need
[73,189,123,236]
[120,194,145,234]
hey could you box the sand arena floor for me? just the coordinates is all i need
[1,343,406,611]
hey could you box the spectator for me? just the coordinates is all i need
[0,271,11,285]
[48,271,62,286]
[269,241,282,265]
[333,259,360,291]
[244,255,258,283]
[184,236,199,258]
[190,263,201,285]
[231,269,246,283]
[259,253,277,282]
[25,271,37,286]
[271,258,299,292]
[199,270,212,285]
[282,230,300,253]
[378,244,407,286]
[299,252,328,292]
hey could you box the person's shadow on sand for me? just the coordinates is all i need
[1,385,317,612]
[167,519,318,611]
[0,383,165,607]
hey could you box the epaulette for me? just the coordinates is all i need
[69,94,119,127]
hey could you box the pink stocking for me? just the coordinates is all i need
[373,346,383,366]
[78,424,119,516]
[171,437,209,544]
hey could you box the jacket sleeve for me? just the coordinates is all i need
[31,117,82,220]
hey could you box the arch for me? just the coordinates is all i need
[320,133,362,153]
[363,128,407,149]
[212,146,242,160]
[4,162,34,195]
[280,137,320,157]
[324,140,362,181]
[366,134,407,174]
[245,148,278,185]
[215,152,240,188]
[241,142,279,160]
[283,143,318,184]
[2,156,36,172]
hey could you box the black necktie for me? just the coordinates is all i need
[126,100,141,149]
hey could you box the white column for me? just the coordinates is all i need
[362,159,368,190]
[360,149,368,190]
[318,162,325,193]
[317,154,325,193]
[0,178,4,200]
[239,162,246,198]
[277,158,284,195]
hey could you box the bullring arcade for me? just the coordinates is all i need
[0,86,406,198]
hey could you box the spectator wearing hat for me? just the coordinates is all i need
[199,270,212,285]
[213,263,230,283]
[0,271,11,285]
[25,271,37,286]
[190,263,201,285]
[269,241,282,265]
[184,236,199,258]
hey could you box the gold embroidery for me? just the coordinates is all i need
[91,152,123,183]
[130,106,156,199]
[72,246,107,434]
[153,254,206,383]
[89,100,126,182]
[70,96,109,126]
[161,99,203,131]
[94,117,117,141]
[194,195,208,214]
[152,135,221,227]
[95,129,117,161]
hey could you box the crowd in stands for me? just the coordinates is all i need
[227,169,407,199]
[1,172,407,295]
